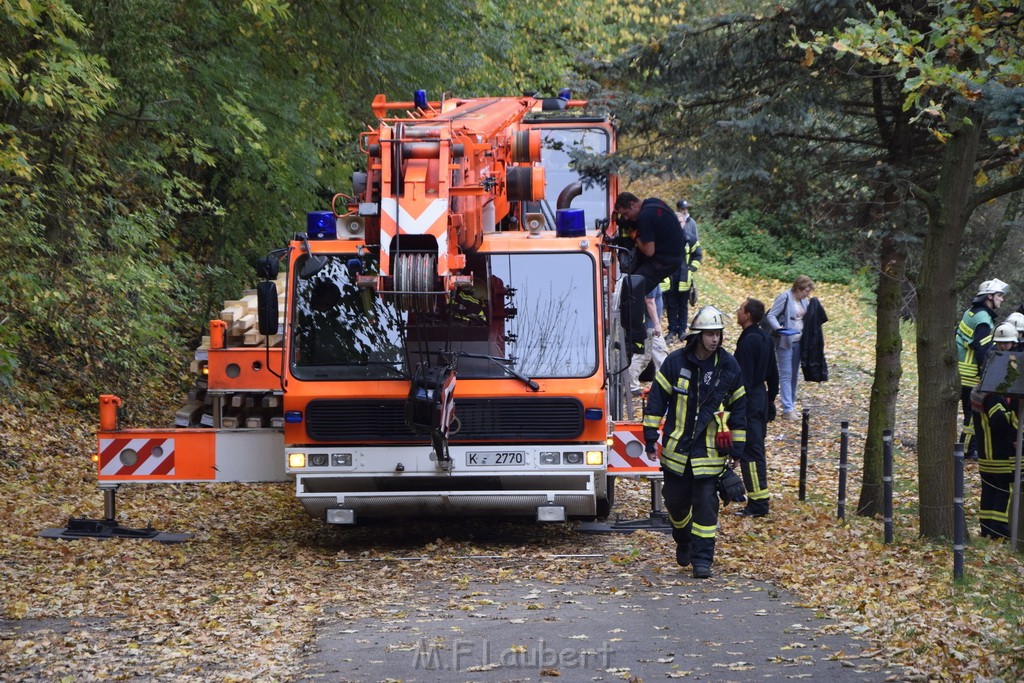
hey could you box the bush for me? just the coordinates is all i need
[702,209,856,284]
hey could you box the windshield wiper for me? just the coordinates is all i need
[454,351,539,391]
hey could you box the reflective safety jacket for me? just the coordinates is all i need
[659,216,702,293]
[643,342,747,477]
[956,303,995,387]
[977,392,1019,475]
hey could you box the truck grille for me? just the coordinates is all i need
[304,398,584,442]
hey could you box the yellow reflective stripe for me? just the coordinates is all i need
[655,371,672,392]
[980,509,1010,523]
[692,459,726,476]
[958,320,974,336]
[659,277,671,291]
[662,458,688,476]
[728,386,746,403]
[979,461,1015,474]
[692,522,717,538]
[668,509,692,529]
[732,430,747,441]
[643,416,661,428]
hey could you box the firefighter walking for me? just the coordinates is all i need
[643,306,747,579]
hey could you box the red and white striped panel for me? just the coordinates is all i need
[609,428,660,472]
[99,438,175,477]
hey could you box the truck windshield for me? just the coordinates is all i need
[290,251,598,381]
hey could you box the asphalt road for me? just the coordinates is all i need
[301,569,901,682]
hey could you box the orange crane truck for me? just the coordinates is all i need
[48,92,657,540]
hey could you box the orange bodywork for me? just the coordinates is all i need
[206,347,282,392]
[364,96,549,291]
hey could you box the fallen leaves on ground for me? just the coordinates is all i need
[1,259,1022,681]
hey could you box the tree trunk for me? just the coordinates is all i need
[915,105,984,539]
[859,236,906,516]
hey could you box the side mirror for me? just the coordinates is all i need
[300,254,328,279]
[256,256,279,280]
[257,281,279,336]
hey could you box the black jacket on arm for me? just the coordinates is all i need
[800,297,829,382]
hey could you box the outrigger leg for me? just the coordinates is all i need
[40,484,191,543]
[578,477,672,534]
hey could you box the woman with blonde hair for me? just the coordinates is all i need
[765,276,815,420]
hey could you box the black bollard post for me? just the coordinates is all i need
[883,429,893,544]
[954,443,965,580]
[838,420,849,521]
[799,408,810,501]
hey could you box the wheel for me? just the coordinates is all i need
[595,476,616,519]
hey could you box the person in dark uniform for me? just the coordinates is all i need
[643,305,747,579]
[956,279,1008,459]
[615,192,685,355]
[733,298,779,517]
[975,322,1019,539]
[614,192,684,295]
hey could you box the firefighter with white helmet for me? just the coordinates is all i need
[1004,312,1024,348]
[992,322,1018,345]
[974,321,1019,539]
[955,278,1008,459]
[643,304,747,579]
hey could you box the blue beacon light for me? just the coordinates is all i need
[306,211,337,240]
[414,89,428,110]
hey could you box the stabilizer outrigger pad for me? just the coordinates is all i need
[577,511,672,534]
[39,517,191,544]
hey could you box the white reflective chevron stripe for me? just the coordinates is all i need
[99,438,175,476]
[380,198,449,257]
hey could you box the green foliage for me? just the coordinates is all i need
[704,210,858,284]
[799,0,1024,143]
[1,0,672,411]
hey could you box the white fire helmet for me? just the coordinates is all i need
[690,305,726,331]
[977,279,1009,297]
[1006,312,1024,333]
[993,322,1018,343]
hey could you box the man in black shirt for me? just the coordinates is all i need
[733,298,779,517]
[614,192,685,294]
[615,193,685,353]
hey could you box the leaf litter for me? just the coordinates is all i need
[1,258,1022,681]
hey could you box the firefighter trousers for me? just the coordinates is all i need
[980,470,1013,540]
[662,463,719,568]
[737,410,769,515]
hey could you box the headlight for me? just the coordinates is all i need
[585,450,604,466]
[539,452,561,465]
[288,453,306,468]
[331,453,353,467]
[309,453,328,467]
[564,451,583,465]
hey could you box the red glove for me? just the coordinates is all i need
[714,411,732,451]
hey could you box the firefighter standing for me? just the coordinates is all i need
[956,279,1009,459]
[643,306,747,579]
[975,322,1019,539]
[733,298,779,517]
[662,200,702,344]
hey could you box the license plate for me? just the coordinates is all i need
[465,451,527,466]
